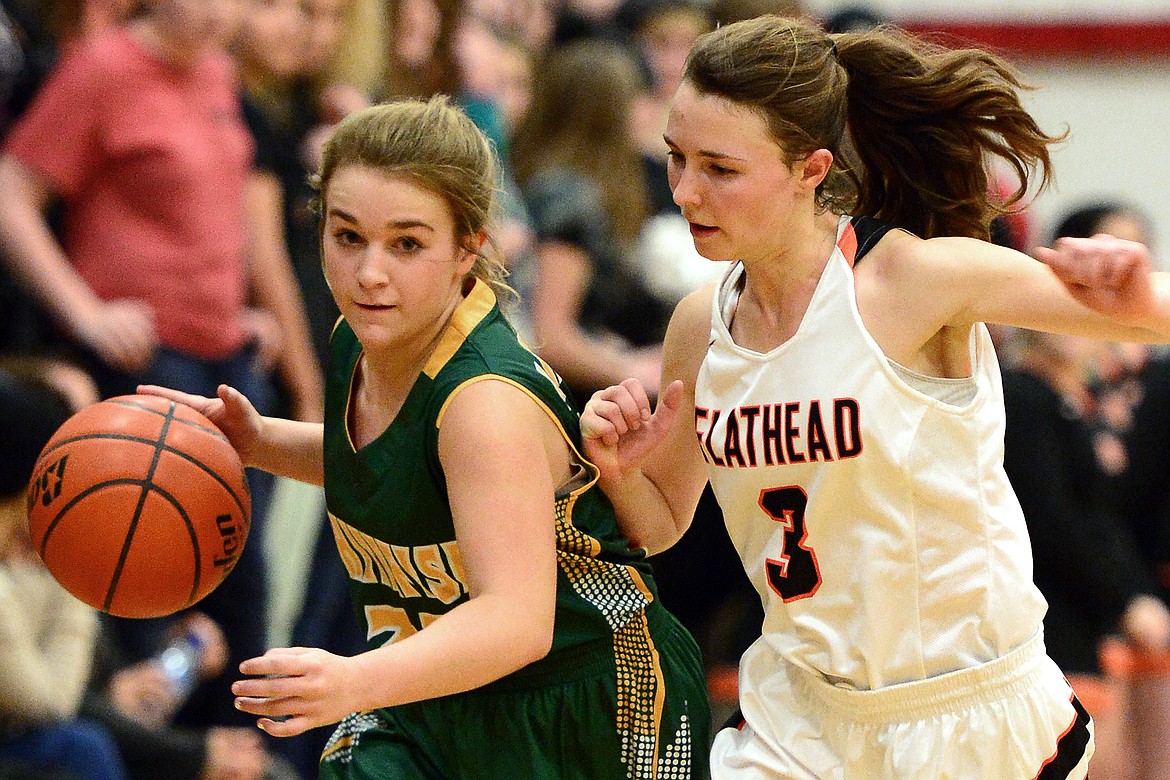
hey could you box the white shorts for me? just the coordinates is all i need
[711,632,1093,779]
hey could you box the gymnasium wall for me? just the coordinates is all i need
[802,1,1170,266]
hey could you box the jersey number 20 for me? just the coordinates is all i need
[759,486,821,602]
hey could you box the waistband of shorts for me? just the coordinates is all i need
[795,631,1049,724]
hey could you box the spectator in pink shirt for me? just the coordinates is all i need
[0,0,314,737]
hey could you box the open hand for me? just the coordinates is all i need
[232,647,358,738]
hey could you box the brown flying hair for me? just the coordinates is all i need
[683,15,1066,239]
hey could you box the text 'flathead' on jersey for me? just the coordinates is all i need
[695,399,863,468]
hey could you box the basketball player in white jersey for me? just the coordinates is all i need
[581,15,1170,780]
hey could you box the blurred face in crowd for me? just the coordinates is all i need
[454,16,502,100]
[143,0,245,62]
[496,38,532,132]
[396,0,441,67]
[300,0,348,74]
[239,0,305,79]
[639,7,709,98]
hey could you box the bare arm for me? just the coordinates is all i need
[582,286,712,554]
[862,232,1170,371]
[244,172,325,422]
[228,379,562,735]
[137,384,324,486]
[0,155,157,371]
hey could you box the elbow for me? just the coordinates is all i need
[508,599,555,669]
[518,615,555,667]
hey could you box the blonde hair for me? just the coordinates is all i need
[314,95,513,303]
[684,15,1066,239]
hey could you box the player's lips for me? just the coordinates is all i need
[354,302,394,310]
[688,221,718,239]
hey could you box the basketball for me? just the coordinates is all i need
[25,394,251,619]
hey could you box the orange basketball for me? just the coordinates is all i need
[26,394,251,618]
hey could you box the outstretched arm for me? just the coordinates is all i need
[859,231,1170,373]
[137,384,324,486]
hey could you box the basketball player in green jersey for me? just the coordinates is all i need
[139,96,710,779]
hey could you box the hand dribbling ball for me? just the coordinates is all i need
[26,394,250,618]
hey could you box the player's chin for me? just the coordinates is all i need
[346,320,400,349]
[690,235,735,262]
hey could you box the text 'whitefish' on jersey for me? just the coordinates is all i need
[694,399,863,467]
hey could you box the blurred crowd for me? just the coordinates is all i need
[1,0,1170,778]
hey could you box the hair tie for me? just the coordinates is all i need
[829,39,839,59]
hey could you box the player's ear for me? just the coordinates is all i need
[457,230,486,274]
[796,149,833,192]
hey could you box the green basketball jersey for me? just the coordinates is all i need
[323,278,662,677]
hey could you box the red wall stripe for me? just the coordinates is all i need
[897,20,1170,59]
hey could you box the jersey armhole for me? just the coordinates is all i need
[434,375,601,497]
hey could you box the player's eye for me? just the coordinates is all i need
[332,228,363,246]
[394,236,423,252]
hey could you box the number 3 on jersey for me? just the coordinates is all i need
[759,486,821,602]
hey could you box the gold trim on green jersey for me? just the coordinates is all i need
[423,278,497,380]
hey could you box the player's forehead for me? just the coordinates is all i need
[324,166,456,233]
[665,82,780,160]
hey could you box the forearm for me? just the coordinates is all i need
[351,593,552,712]
[250,250,325,422]
[600,465,692,555]
[277,344,325,422]
[0,175,99,333]
[246,172,326,420]
[538,326,649,390]
[248,417,325,486]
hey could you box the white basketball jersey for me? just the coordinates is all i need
[695,216,1047,700]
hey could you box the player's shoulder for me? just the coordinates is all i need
[855,225,970,284]
[671,281,717,338]
[660,281,719,384]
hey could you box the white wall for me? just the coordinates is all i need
[1019,60,1170,264]
[790,1,1170,264]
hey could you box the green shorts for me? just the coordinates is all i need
[318,605,711,779]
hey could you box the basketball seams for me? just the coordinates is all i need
[161,446,250,519]
[37,432,171,462]
[38,479,207,614]
[38,478,151,555]
[104,403,183,612]
[135,481,204,608]
[108,397,230,441]
[35,437,249,519]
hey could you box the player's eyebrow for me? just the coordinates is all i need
[326,207,435,232]
[663,134,747,162]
